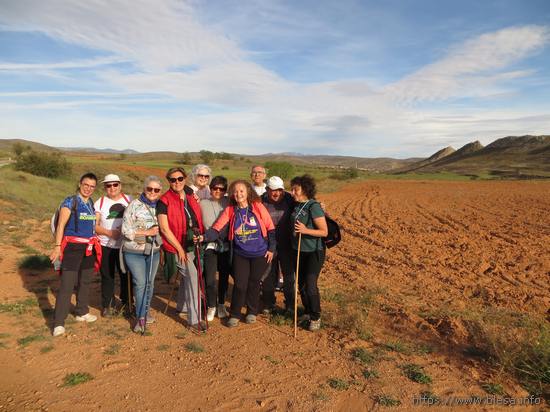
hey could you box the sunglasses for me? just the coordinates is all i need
[146,187,161,193]
[211,186,226,192]
[104,183,119,188]
[197,174,210,179]
[168,176,185,183]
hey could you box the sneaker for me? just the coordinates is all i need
[298,313,310,323]
[217,304,229,319]
[133,318,145,333]
[308,319,321,331]
[261,308,271,316]
[146,314,156,324]
[75,313,97,323]
[245,314,257,324]
[207,307,216,322]
[189,321,207,333]
[226,317,239,328]
[52,326,65,337]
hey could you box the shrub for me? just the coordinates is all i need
[63,372,93,387]
[14,150,71,178]
[264,161,295,179]
[401,364,432,384]
[329,167,359,180]
[199,150,215,164]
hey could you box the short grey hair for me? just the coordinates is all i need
[191,164,212,183]
[143,175,162,191]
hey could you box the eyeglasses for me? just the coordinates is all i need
[168,176,185,183]
[197,174,210,179]
[81,183,96,189]
[105,183,119,188]
[146,187,161,193]
[211,186,226,192]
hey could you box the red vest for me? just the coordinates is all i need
[159,190,204,254]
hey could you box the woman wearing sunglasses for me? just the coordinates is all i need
[200,176,231,321]
[121,176,163,333]
[157,167,205,331]
[189,164,211,200]
[94,174,132,317]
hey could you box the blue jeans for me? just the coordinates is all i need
[124,251,160,319]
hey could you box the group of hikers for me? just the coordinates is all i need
[49,164,329,337]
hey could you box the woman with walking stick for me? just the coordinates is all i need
[121,176,163,333]
[157,167,205,331]
[290,175,328,332]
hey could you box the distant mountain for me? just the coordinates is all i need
[394,146,456,173]
[398,135,550,178]
[59,147,140,154]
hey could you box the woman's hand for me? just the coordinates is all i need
[49,246,60,263]
[294,220,308,235]
[193,234,204,244]
[110,228,121,240]
[177,248,188,264]
[265,251,274,263]
[145,226,159,237]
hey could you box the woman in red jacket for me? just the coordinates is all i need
[197,180,275,327]
[157,167,205,330]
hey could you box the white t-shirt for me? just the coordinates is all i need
[94,194,132,248]
[253,183,266,196]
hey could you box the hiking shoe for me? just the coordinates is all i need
[261,308,271,316]
[308,319,321,331]
[226,317,239,328]
[207,307,216,322]
[133,318,145,333]
[146,314,156,324]
[245,314,257,324]
[101,308,113,318]
[52,326,65,337]
[217,304,229,319]
[75,313,97,323]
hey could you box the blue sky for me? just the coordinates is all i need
[0,0,549,158]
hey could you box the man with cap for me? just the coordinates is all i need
[260,176,295,314]
[94,174,132,317]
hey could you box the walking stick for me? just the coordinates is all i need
[164,270,178,314]
[194,237,208,332]
[126,270,133,316]
[141,239,156,336]
[294,233,302,339]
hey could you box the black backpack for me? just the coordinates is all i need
[324,215,341,249]
[304,201,341,249]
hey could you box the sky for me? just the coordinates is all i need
[0,0,549,158]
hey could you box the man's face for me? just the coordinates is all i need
[251,167,266,185]
[267,188,284,203]
[104,181,122,199]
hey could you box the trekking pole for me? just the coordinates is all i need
[126,270,133,316]
[294,233,302,339]
[164,270,178,314]
[141,239,155,336]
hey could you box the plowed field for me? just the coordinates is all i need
[1,180,548,411]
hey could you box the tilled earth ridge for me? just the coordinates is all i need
[0,180,549,411]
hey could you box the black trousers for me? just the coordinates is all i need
[203,248,232,308]
[261,247,295,309]
[231,253,268,317]
[54,243,95,327]
[100,246,131,309]
[292,248,325,321]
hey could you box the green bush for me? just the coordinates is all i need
[264,161,295,179]
[329,167,359,180]
[14,150,71,178]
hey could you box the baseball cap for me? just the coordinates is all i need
[101,174,121,183]
[266,176,284,190]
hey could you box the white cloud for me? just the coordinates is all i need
[385,25,550,103]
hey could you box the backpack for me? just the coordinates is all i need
[50,195,95,237]
[304,201,341,249]
[98,193,130,210]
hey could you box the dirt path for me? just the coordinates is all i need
[1,180,548,411]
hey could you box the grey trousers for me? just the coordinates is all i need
[176,250,201,325]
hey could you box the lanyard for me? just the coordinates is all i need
[294,200,310,222]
